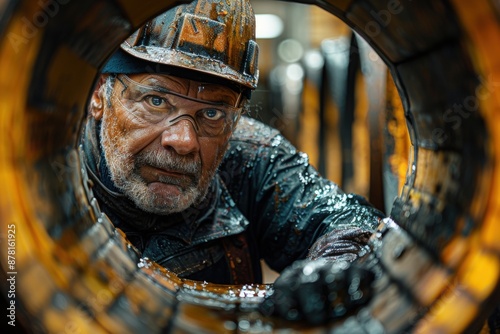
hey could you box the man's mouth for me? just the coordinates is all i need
[141,165,197,187]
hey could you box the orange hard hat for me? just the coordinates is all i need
[112,0,259,90]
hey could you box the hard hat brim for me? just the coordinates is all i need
[120,44,259,90]
[101,48,255,97]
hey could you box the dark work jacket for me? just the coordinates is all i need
[81,116,384,285]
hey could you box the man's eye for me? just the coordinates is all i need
[144,95,166,107]
[201,108,225,120]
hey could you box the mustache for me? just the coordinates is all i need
[136,150,201,183]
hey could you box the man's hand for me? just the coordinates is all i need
[308,228,373,262]
[259,258,375,325]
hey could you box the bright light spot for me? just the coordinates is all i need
[285,63,304,93]
[304,50,324,70]
[256,14,283,39]
[286,63,304,81]
[278,39,304,63]
[369,50,380,61]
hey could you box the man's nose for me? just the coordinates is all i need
[160,118,200,155]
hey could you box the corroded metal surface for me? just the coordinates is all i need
[1,0,500,333]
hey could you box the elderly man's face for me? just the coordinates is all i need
[89,73,240,215]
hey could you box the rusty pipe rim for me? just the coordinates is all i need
[0,0,499,333]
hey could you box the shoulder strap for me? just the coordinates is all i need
[222,233,254,284]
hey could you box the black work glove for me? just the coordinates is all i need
[308,228,373,262]
[259,258,374,325]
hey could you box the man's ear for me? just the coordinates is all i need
[89,75,109,120]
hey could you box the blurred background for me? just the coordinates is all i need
[249,0,411,282]
[250,0,410,216]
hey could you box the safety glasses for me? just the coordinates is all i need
[113,74,243,137]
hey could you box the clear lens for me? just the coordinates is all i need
[113,75,242,137]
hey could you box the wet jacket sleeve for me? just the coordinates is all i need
[223,120,385,273]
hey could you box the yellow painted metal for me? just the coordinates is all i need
[414,0,500,332]
[384,73,410,196]
[2,0,500,332]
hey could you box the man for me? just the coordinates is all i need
[81,0,384,325]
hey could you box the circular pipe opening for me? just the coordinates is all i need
[1,0,499,333]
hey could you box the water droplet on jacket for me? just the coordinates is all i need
[286,309,299,320]
[270,136,283,147]
[333,304,347,316]
[224,321,237,331]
